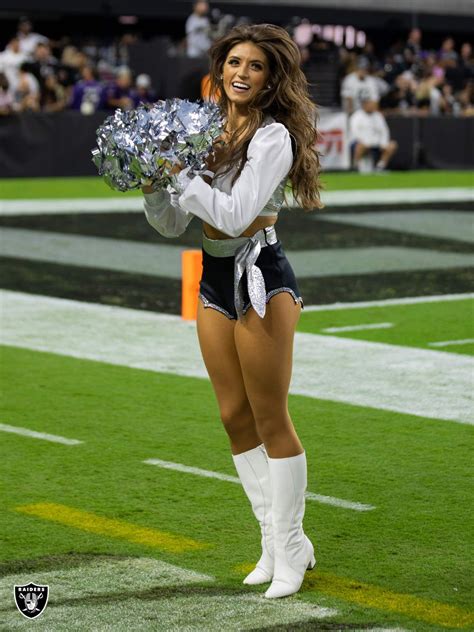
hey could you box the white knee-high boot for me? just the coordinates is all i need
[265,451,316,599]
[232,444,274,584]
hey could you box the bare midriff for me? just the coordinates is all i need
[203,216,277,240]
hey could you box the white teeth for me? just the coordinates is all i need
[232,82,250,89]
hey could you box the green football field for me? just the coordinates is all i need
[1,292,473,631]
[0,170,472,198]
[1,166,473,629]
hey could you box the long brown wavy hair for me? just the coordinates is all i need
[208,23,323,210]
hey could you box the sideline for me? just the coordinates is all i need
[2,291,473,425]
[0,186,472,215]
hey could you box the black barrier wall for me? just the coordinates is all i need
[0,111,472,178]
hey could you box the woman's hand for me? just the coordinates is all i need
[141,161,184,193]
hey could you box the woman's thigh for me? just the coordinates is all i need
[234,293,301,421]
[196,301,255,431]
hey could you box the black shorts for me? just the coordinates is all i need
[199,238,303,320]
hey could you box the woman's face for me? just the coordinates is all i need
[221,41,270,108]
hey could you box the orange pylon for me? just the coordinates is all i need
[181,250,203,320]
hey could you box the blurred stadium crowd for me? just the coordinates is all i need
[0,4,472,118]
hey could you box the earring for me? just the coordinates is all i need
[267,84,272,89]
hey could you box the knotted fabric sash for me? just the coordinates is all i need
[202,226,278,319]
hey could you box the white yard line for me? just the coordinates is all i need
[144,458,375,512]
[304,292,474,311]
[0,423,83,445]
[428,338,474,347]
[1,290,472,425]
[322,322,393,333]
[0,187,472,215]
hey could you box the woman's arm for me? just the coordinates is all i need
[142,187,194,238]
[173,123,293,238]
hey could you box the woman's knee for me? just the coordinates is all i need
[219,399,255,438]
[252,409,292,443]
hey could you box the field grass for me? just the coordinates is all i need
[1,292,473,630]
[0,170,472,199]
[298,298,474,356]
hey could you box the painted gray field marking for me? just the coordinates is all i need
[0,227,186,280]
[305,292,474,311]
[0,557,338,630]
[2,291,473,425]
[0,423,83,445]
[144,458,375,512]
[428,338,474,348]
[0,186,472,215]
[3,227,474,280]
[322,322,393,333]
[317,210,474,243]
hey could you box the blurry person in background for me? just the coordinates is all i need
[186,1,211,58]
[0,38,27,95]
[42,69,67,112]
[57,46,86,95]
[415,64,444,115]
[445,42,473,95]
[0,72,14,115]
[26,42,58,94]
[341,56,380,113]
[380,71,417,114]
[404,28,422,63]
[350,94,398,172]
[12,62,40,112]
[458,79,474,116]
[438,37,458,64]
[131,73,157,107]
[70,64,105,114]
[16,17,48,57]
[106,66,134,110]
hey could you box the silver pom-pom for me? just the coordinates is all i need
[91,99,224,192]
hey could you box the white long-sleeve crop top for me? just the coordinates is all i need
[143,116,293,239]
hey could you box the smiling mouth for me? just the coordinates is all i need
[231,82,251,93]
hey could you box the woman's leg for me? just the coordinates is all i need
[197,300,274,584]
[235,293,314,598]
[196,300,261,454]
[234,292,303,458]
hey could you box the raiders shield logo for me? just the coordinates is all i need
[14,582,49,619]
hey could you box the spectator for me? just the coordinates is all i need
[131,73,157,107]
[458,79,474,116]
[404,28,422,63]
[16,17,48,57]
[446,42,474,93]
[70,64,105,114]
[380,71,417,114]
[26,42,58,93]
[0,38,27,94]
[439,37,458,63]
[0,72,14,115]
[105,66,134,110]
[415,66,444,114]
[42,70,67,112]
[186,1,211,58]
[349,94,398,172]
[12,62,40,112]
[341,56,380,113]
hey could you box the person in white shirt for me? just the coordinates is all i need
[185,1,212,58]
[341,56,380,113]
[0,38,27,94]
[16,17,48,58]
[142,23,322,600]
[349,96,398,172]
